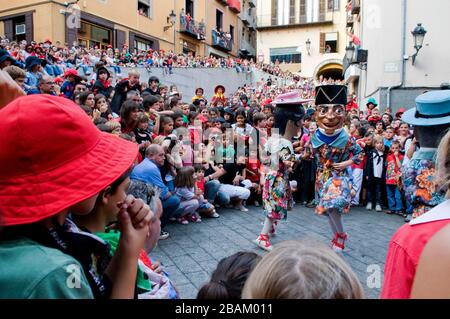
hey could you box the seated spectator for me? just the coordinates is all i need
[61,69,81,99]
[197,252,262,299]
[3,65,26,90]
[131,144,181,239]
[242,240,364,299]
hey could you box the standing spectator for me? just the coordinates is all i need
[110,69,141,114]
[365,135,387,212]
[385,140,404,215]
[92,66,113,97]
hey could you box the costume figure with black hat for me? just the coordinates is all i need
[253,91,308,251]
[311,85,363,252]
[211,85,227,106]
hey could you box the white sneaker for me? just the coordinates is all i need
[366,203,372,211]
[375,204,382,212]
[253,234,272,251]
[236,205,249,212]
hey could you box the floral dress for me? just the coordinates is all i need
[402,149,445,218]
[262,137,296,221]
[312,130,362,215]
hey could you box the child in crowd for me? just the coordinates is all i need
[194,165,220,218]
[154,115,174,139]
[95,93,113,120]
[242,240,364,299]
[368,108,382,127]
[365,135,387,212]
[197,252,261,299]
[384,126,396,148]
[385,140,404,215]
[174,166,201,224]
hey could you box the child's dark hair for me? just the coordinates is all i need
[94,94,106,105]
[142,95,159,111]
[235,108,247,121]
[174,166,195,188]
[159,115,174,133]
[357,126,367,138]
[79,91,93,106]
[189,111,199,123]
[194,164,204,172]
[197,252,262,299]
[172,111,184,121]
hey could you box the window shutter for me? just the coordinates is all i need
[115,29,126,49]
[25,13,34,43]
[289,0,296,24]
[319,32,325,53]
[328,0,333,10]
[299,0,306,23]
[271,0,277,26]
[4,20,14,41]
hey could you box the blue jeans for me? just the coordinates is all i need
[112,66,121,74]
[45,65,62,77]
[386,184,403,212]
[161,195,181,228]
[79,65,91,75]
[204,180,230,206]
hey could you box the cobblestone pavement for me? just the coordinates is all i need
[152,204,404,299]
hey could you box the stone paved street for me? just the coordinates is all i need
[152,204,404,299]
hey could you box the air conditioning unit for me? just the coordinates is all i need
[15,24,26,35]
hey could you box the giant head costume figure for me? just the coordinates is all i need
[314,85,348,136]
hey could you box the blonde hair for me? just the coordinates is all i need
[128,69,140,77]
[436,128,450,197]
[152,136,165,145]
[242,240,365,299]
[373,135,385,151]
[4,65,26,80]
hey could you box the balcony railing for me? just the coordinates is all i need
[211,29,233,52]
[257,11,334,28]
[351,0,361,14]
[180,15,206,41]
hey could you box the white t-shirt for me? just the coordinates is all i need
[373,150,384,178]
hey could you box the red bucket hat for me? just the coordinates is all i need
[64,68,81,80]
[0,95,138,226]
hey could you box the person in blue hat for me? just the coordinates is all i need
[381,90,450,299]
[24,56,46,91]
[311,85,363,252]
[400,90,450,222]
[0,49,17,70]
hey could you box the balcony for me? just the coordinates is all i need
[351,0,361,14]
[211,29,233,52]
[257,11,334,29]
[227,0,241,13]
[240,9,257,29]
[180,15,206,41]
[239,38,256,58]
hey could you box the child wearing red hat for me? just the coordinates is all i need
[0,95,153,299]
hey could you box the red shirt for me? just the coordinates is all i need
[385,153,404,185]
[381,220,450,299]
[196,178,205,193]
[246,160,261,183]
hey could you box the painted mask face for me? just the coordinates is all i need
[315,104,345,135]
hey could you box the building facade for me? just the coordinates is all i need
[0,0,243,57]
[238,0,257,60]
[344,0,450,112]
[256,0,347,78]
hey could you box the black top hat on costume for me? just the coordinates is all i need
[315,85,348,106]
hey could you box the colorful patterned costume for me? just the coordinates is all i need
[311,130,362,215]
[262,136,295,221]
[403,149,445,218]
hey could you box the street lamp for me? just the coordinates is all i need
[345,42,355,62]
[305,38,311,55]
[163,10,177,53]
[411,23,427,65]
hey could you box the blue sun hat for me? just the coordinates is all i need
[402,90,450,126]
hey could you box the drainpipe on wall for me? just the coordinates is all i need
[386,0,407,110]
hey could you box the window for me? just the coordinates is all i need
[229,25,235,41]
[134,37,154,53]
[78,21,112,49]
[270,47,302,64]
[185,0,194,18]
[320,32,338,53]
[138,0,152,18]
[216,9,223,31]
[328,0,339,10]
